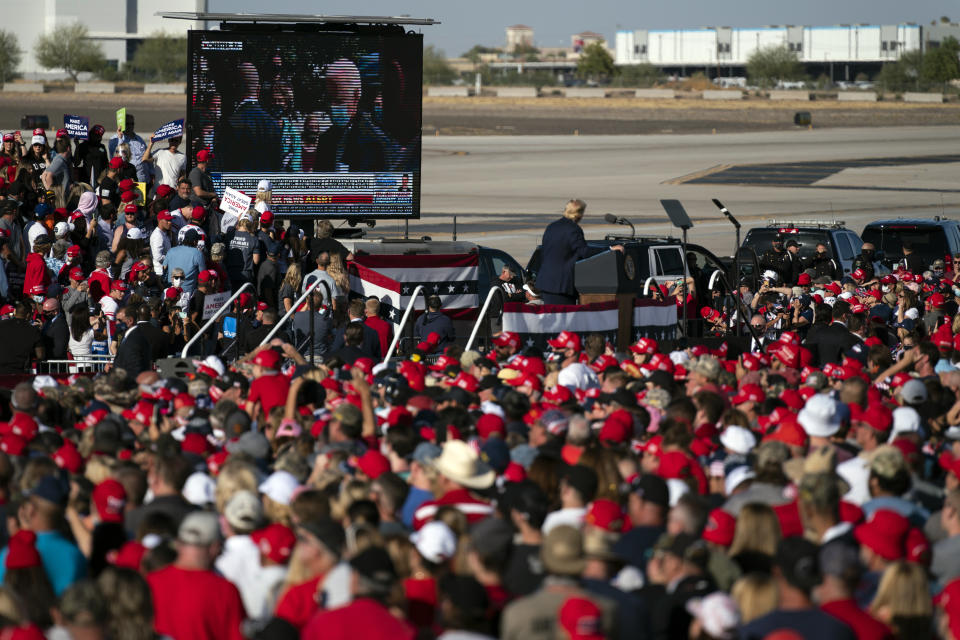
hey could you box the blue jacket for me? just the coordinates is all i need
[414,311,455,345]
[537,217,591,296]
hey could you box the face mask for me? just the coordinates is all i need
[32,295,43,304]
[330,104,351,127]
[861,250,875,260]
[172,277,182,286]
[953,288,960,297]
[816,251,827,258]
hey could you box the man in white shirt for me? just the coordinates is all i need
[142,134,186,189]
[151,211,174,276]
[541,465,597,534]
[215,491,264,617]
[836,406,892,505]
[548,330,599,391]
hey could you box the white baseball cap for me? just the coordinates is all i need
[31,135,45,146]
[724,466,756,495]
[182,472,216,507]
[54,221,74,237]
[257,179,273,191]
[719,426,757,456]
[259,470,300,506]
[410,521,457,564]
[126,227,144,240]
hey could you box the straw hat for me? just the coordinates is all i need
[431,440,496,490]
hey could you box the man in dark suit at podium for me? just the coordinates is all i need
[538,199,621,305]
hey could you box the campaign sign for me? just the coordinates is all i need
[63,115,89,140]
[202,291,231,320]
[153,119,184,141]
[219,187,252,218]
[116,108,126,132]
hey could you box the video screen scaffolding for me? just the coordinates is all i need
[184,16,428,219]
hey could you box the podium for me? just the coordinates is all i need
[574,249,645,351]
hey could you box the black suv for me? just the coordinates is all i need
[741,220,868,277]
[861,218,960,273]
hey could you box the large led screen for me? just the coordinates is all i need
[187,30,422,218]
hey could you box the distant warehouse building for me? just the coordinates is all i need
[615,23,956,80]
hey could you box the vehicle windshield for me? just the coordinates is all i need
[861,226,947,259]
[743,229,831,260]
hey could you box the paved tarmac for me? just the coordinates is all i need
[409,126,960,264]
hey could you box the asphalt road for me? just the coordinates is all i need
[409,126,960,264]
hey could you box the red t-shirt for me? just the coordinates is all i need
[403,576,437,629]
[303,598,415,640]
[821,599,894,640]
[146,565,245,640]
[275,575,323,630]
[248,373,290,417]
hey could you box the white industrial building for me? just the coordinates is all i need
[615,24,926,68]
[16,0,207,77]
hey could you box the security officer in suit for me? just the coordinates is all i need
[538,199,622,305]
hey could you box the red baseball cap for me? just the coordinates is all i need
[109,156,123,169]
[854,509,910,561]
[120,191,138,203]
[451,371,479,393]
[492,331,520,349]
[559,597,605,640]
[257,301,269,311]
[547,330,581,352]
[630,337,659,355]
[355,450,391,479]
[731,384,764,405]
[542,385,574,405]
[252,349,281,370]
[196,149,214,162]
[10,414,37,441]
[260,210,274,224]
[191,207,206,221]
[155,184,174,197]
[584,498,626,533]
[428,354,459,372]
[111,280,127,292]
[797,273,812,285]
[198,270,213,283]
[702,507,736,547]
[157,210,173,221]
[53,442,83,474]
[851,268,865,280]
[476,414,506,439]
[92,479,127,524]
[251,523,296,564]
[599,410,633,444]
[164,286,182,300]
[590,354,620,373]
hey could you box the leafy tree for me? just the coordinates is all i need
[35,23,105,81]
[576,42,616,83]
[511,43,540,60]
[921,36,960,87]
[0,30,22,83]
[423,45,457,85]
[614,63,660,87]
[126,33,187,82]
[462,44,500,64]
[746,44,804,88]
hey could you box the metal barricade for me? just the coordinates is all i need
[35,355,115,375]
[464,287,501,352]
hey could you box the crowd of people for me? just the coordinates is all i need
[1,124,960,640]
[0,119,396,374]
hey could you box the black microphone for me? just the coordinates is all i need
[604,213,618,224]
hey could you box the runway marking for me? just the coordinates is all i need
[669,154,960,191]
[664,164,732,185]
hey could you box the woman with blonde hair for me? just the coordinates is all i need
[279,263,302,312]
[254,179,272,213]
[214,459,260,514]
[729,502,780,575]
[731,573,778,624]
[97,566,162,640]
[870,561,933,639]
[327,253,350,299]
